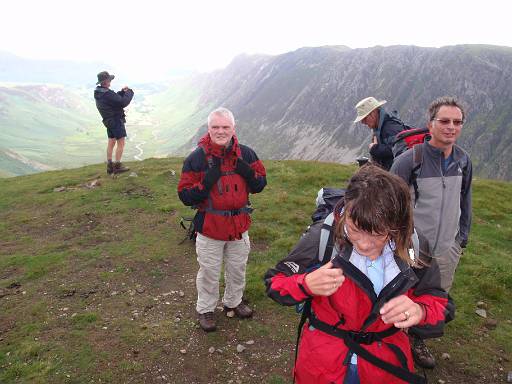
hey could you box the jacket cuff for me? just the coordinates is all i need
[417,303,429,326]
[297,274,314,298]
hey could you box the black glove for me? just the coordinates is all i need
[235,159,255,180]
[202,159,221,191]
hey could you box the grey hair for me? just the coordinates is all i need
[207,107,235,126]
[428,96,466,122]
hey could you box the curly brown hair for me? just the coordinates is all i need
[334,164,414,264]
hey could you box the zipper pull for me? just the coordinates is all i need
[343,351,353,366]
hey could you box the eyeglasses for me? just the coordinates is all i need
[432,118,464,127]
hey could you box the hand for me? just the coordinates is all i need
[202,160,221,191]
[380,295,425,328]
[369,142,377,150]
[235,158,255,180]
[304,261,345,296]
[122,86,130,91]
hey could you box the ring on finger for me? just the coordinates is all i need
[403,310,410,321]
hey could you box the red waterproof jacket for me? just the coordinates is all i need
[178,134,266,241]
[264,220,454,384]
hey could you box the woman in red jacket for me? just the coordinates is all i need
[265,164,454,384]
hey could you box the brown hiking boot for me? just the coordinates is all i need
[224,302,253,319]
[113,162,129,174]
[107,161,114,175]
[198,312,216,332]
[410,335,436,369]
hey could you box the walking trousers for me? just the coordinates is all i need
[195,231,251,313]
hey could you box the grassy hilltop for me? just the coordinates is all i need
[0,158,511,383]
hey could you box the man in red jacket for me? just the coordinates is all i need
[178,107,267,332]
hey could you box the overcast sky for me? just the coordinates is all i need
[1,0,511,81]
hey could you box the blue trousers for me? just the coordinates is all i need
[345,363,360,384]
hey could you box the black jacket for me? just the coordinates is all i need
[369,108,405,170]
[94,86,134,122]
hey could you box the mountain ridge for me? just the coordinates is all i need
[1,44,512,180]
[170,44,512,180]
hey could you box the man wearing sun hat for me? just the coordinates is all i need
[354,97,406,171]
[94,71,134,175]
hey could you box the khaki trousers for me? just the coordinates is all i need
[435,240,463,292]
[195,231,251,314]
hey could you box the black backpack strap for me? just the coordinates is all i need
[178,217,195,244]
[411,144,424,206]
[307,313,426,384]
[343,337,426,384]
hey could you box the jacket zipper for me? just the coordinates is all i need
[361,270,417,331]
[432,154,452,253]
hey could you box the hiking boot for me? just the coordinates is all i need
[113,162,129,174]
[107,161,114,175]
[198,312,216,332]
[224,302,253,319]
[410,335,436,369]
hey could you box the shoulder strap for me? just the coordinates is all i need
[409,228,420,263]
[455,146,468,171]
[200,146,214,169]
[200,146,223,196]
[411,144,424,205]
[373,108,386,144]
[318,213,336,264]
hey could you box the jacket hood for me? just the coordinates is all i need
[94,86,109,100]
[198,133,241,159]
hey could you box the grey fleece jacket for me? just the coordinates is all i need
[390,141,472,257]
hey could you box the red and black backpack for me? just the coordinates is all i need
[392,127,431,158]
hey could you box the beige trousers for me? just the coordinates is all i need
[195,231,251,314]
[435,240,463,292]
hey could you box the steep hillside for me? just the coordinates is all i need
[0,148,54,176]
[0,159,510,383]
[0,85,105,171]
[147,77,213,153]
[0,82,179,177]
[176,45,512,180]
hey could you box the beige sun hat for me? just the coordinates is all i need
[353,97,387,123]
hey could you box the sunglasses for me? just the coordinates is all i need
[431,118,464,127]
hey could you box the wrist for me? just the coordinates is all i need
[417,303,427,323]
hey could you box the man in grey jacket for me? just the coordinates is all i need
[391,96,472,369]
